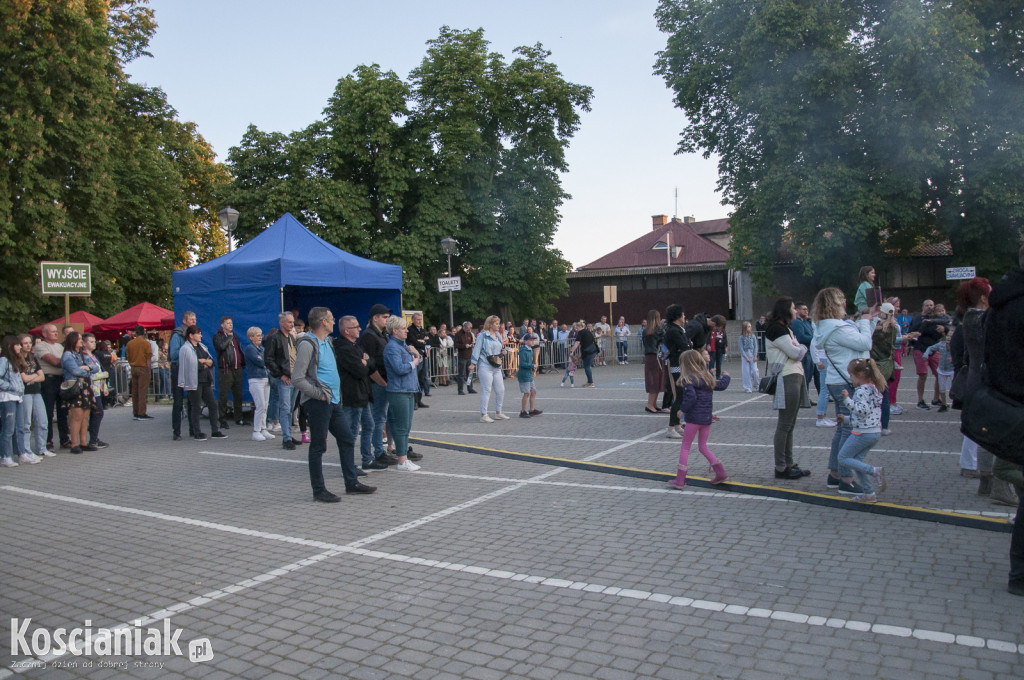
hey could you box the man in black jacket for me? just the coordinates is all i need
[212,315,245,428]
[407,312,429,406]
[984,245,1024,596]
[263,312,301,450]
[336,315,387,472]
[661,304,692,427]
[359,304,398,465]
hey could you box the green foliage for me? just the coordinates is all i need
[0,0,229,334]
[655,0,1024,292]
[227,27,592,323]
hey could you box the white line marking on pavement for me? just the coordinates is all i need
[1,484,1017,658]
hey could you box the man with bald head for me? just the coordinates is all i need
[34,324,68,450]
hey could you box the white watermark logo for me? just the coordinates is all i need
[10,618,213,663]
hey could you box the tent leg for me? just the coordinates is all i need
[280,287,284,314]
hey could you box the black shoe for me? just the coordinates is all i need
[418,402,429,408]
[789,464,812,477]
[81,444,98,452]
[355,468,367,477]
[931,399,942,406]
[837,480,864,496]
[93,440,109,449]
[458,391,465,395]
[916,400,930,410]
[407,448,422,461]
[346,482,377,495]
[142,414,155,420]
[291,438,305,445]
[69,446,83,454]
[314,490,341,503]
[211,432,228,439]
[937,404,948,412]
[468,388,477,394]
[377,453,400,466]
[775,467,805,480]
[520,411,531,418]
[194,433,208,441]
[362,460,388,471]
[173,434,182,441]
[219,420,230,429]
[1009,581,1024,597]
[283,439,296,450]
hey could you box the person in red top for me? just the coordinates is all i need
[124,325,153,420]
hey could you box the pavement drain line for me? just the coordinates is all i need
[1,485,1021,662]
[408,438,1014,534]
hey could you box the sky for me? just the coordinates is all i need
[126,0,730,269]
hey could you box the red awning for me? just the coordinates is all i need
[29,311,107,336]
[95,302,176,335]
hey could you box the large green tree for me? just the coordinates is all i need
[655,0,1024,291]
[0,0,229,334]
[227,27,592,323]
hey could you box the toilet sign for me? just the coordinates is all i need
[437,276,462,292]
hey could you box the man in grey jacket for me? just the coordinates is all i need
[293,306,376,503]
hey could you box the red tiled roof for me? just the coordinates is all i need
[686,217,730,236]
[578,218,731,270]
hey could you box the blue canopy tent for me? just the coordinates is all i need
[172,213,402,400]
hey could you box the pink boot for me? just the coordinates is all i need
[667,465,687,489]
[710,462,728,485]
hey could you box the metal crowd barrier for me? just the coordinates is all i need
[110,359,173,406]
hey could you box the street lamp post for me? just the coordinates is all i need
[441,237,457,330]
[217,206,240,252]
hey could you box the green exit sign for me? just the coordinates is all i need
[40,262,92,296]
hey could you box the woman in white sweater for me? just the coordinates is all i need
[812,287,875,495]
[765,298,810,480]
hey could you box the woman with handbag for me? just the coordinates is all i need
[643,309,665,412]
[178,326,226,441]
[60,331,98,454]
[16,334,50,459]
[470,315,511,422]
[812,287,874,495]
[765,298,810,480]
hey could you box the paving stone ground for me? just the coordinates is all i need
[1,356,1021,679]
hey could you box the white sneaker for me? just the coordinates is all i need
[568,383,575,388]
[252,431,266,441]
[396,461,421,471]
[0,457,18,467]
[15,454,38,465]
[666,427,683,439]
[815,418,837,427]
[27,453,44,463]
[480,414,494,423]
[494,412,510,420]
[560,380,566,387]
[268,423,282,433]
[39,450,56,458]
[881,428,892,436]
[889,404,904,415]
[260,429,275,440]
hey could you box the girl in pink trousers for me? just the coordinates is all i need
[668,349,731,489]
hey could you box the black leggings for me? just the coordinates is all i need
[187,383,219,435]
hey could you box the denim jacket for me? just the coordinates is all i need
[470,331,504,366]
[384,337,419,393]
[243,343,268,380]
[61,351,96,382]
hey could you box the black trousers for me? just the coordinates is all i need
[41,374,68,445]
[217,366,244,420]
[186,382,220,436]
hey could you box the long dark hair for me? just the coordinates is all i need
[62,331,81,354]
[767,297,794,326]
[2,335,26,373]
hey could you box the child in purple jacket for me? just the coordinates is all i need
[668,349,731,489]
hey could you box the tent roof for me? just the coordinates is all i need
[96,302,175,333]
[30,310,106,336]
[172,213,403,294]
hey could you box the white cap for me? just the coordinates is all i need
[879,302,896,316]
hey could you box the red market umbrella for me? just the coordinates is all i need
[29,310,107,336]
[95,302,176,336]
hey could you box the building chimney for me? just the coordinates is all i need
[652,214,668,230]
[683,215,696,224]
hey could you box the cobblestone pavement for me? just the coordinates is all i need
[2,357,1022,679]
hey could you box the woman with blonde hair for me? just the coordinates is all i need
[812,286,874,495]
[470,315,510,422]
[383,315,421,470]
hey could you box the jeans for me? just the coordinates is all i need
[343,405,375,465]
[828,384,853,477]
[249,378,269,432]
[960,436,978,471]
[18,393,46,455]
[816,373,831,416]
[476,360,505,415]
[369,382,389,457]
[1,401,19,459]
[305,398,358,494]
[616,340,628,363]
[709,350,724,378]
[273,378,298,441]
[457,357,474,393]
[741,357,759,392]
[267,377,279,425]
[582,352,595,384]
[386,392,415,459]
[186,383,219,436]
[88,395,104,443]
[837,431,881,493]
[171,363,189,437]
[881,394,890,429]
[418,357,430,397]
